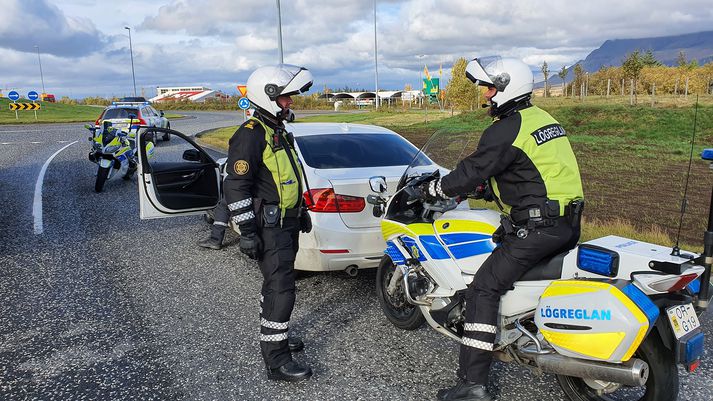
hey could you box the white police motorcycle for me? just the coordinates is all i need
[367,130,710,401]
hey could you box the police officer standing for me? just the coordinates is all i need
[223,64,314,382]
[420,57,584,401]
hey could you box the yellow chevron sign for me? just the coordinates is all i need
[9,103,41,111]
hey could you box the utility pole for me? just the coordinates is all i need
[277,0,284,64]
[124,27,137,97]
[373,0,379,110]
[33,45,46,94]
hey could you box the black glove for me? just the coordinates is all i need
[239,233,263,260]
[419,178,447,202]
[299,207,312,233]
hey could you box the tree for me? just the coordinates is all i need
[541,61,550,97]
[558,66,567,96]
[572,64,585,96]
[622,50,644,103]
[445,57,480,111]
[641,50,661,67]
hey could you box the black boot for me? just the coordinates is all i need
[198,236,222,250]
[436,379,493,401]
[267,360,312,382]
[288,336,304,353]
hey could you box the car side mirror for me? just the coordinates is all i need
[369,176,387,193]
[160,110,164,117]
[182,149,202,162]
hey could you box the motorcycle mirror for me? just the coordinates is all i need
[128,113,137,119]
[182,149,202,162]
[159,110,165,117]
[369,176,387,193]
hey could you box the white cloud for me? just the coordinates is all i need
[1,0,713,97]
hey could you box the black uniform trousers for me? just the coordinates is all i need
[459,217,579,384]
[258,216,300,369]
[209,198,230,241]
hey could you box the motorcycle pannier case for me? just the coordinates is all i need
[534,279,658,363]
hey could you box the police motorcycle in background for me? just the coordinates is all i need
[85,117,153,192]
[367,130,710,401]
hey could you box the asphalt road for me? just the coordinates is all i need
[1,111,711,401]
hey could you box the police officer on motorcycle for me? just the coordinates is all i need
[420,57,584,401]
[223,64,314,382]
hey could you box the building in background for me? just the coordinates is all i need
[150,86,229,103]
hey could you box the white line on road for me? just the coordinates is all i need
[33,141,78,235]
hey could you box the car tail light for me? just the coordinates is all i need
[303,188,365,213]
[94,111,105,126]
[649,273,699,292]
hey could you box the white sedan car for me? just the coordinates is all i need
[135,122,435,274]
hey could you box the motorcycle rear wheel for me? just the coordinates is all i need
[375,255,425,330]
[95,166,110,192]
[555,329,678,401]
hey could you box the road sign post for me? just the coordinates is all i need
[237,86,248,120]
[238,96,250,122]
[8,91,19,120]
[28,91,39,120]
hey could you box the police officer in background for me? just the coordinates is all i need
[223,64,314,382]
[420,57,584,401]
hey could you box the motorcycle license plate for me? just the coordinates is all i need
[666,303,700,339]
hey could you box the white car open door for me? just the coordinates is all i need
[137,127,220,219]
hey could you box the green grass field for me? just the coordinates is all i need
[0,98,184,124]
[199,100,713,250]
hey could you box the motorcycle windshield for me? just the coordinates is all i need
[398,129,480,190]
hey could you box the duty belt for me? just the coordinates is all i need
[283,207,301,218]
[501,200,584,239]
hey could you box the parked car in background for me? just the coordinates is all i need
[95,101,171,141]
[41,93,56,102]
[133,122,437,274]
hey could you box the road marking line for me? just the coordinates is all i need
[30,141,42,144]
[33,141,78,235]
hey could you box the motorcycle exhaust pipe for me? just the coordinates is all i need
[532,353,649,387]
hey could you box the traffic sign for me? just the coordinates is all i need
[238,97,250,110]
[9,103,41,110]
[8,91,20,101]
[28,91,39,101]
[237,85,248,97]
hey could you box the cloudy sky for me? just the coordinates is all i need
[1,0,712,99]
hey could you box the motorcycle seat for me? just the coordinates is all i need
[518,250,571,281]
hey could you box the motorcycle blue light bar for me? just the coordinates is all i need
[685,332,705,364]
[621,283,660,325]
[577,245,619,277]
[701,148,713,161]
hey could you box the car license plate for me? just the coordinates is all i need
[666,303,700,339]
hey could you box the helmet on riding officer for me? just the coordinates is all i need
[246,64,313,121]
[465,57,533,116]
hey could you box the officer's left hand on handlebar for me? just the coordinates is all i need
[418,178,448,203]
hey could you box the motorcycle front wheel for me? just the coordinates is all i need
[375,255,425,330]
[95,166,110,192]
[556,329,678,401]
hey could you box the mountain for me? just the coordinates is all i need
[581,30,713,71]
[539,30,713,87]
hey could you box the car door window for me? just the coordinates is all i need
[141,128,218,209]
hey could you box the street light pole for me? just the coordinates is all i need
[33,45,46,94]
[276,0,284,64]
[124,26,137,97]
[373,0,379,110]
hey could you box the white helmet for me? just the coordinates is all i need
[465,57,533,111]
[246,64,313,120]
